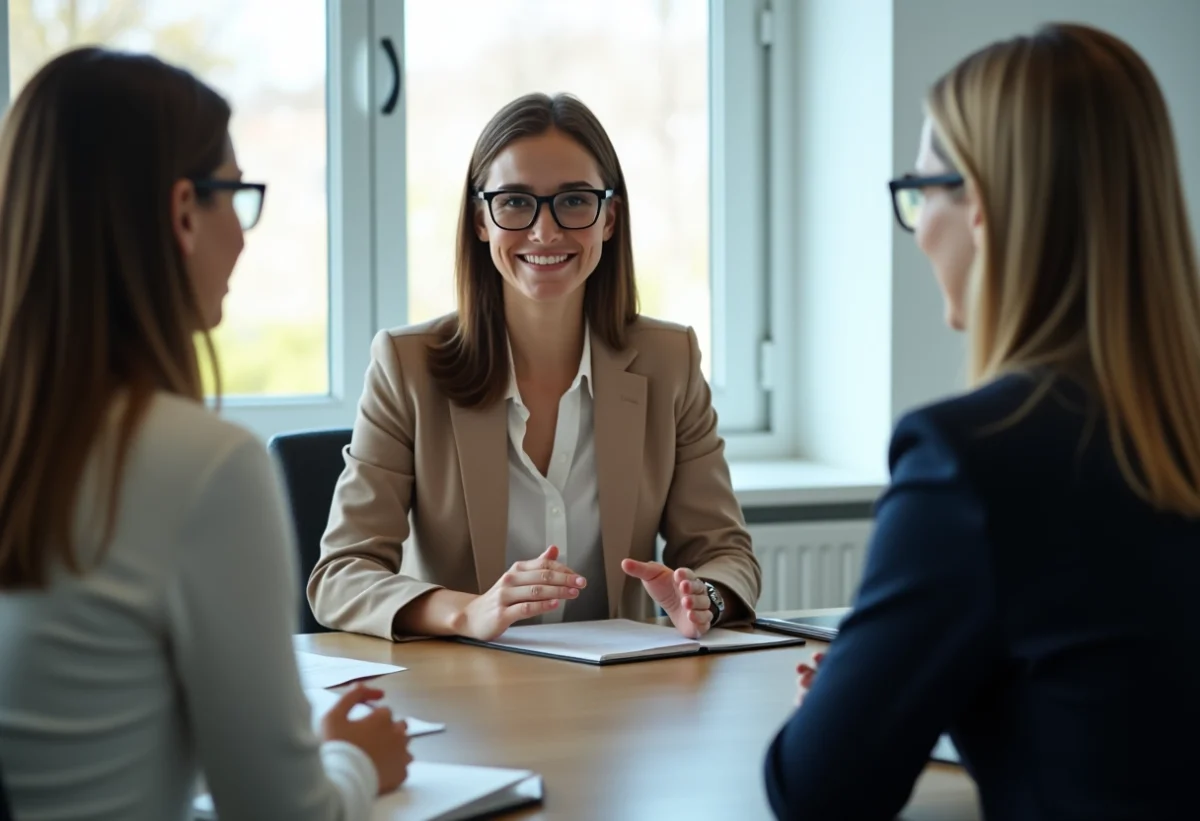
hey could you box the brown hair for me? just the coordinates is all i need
[0,47,230,588]
[927,23,1200,514]
[428,92,639,407]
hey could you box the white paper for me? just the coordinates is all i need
[370,762,539,821]
[487,618,801,662]
[195,763,538,821]
[697,627,801,649]
[304,687,445,738]
[489,619,695,661]
[295,650,406,690]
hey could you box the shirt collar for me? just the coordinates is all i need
[505,323,594,403]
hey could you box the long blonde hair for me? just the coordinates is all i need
[926,23,1200,515]
[0,48,228,588]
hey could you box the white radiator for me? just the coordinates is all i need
[749,520,874,611]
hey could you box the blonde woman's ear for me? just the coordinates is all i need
[966,185,985,249]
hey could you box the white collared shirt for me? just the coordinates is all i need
[504,330,607,623]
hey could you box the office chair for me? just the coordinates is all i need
[266,428,353,634]
[0,758,13,821]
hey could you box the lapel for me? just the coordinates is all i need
[449,398,509,594]
[590,330,647,617]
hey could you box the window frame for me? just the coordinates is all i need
[372,0,795,458]
[0,0,797,458]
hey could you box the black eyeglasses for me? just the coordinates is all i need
[888,173,964,232]
[476,188,614,231]
[191,179,268,230]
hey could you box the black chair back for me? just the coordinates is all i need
[266,428,353,634]
[0,759,13,821]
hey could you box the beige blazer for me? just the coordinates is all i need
[307,314,761,639]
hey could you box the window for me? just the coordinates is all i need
[2,0,785,453]
[379,0,775,440]
[402,1,711,365]
[8,0,332,398]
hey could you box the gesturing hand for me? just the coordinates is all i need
[620,559,713,639]
[457,545,587,641]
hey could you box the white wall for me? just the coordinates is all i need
[792,0,894,475]
[793,0,1200,476]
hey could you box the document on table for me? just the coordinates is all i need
[193,762,542,821]
[368,762,542,820]
[295,650,406,690]
[304,688,445,738]
[462,618,805,665]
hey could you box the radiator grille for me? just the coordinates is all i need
[750,520,873,611]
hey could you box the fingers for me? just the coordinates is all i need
[504,598,560,624]
[512,547,584,580]
[621,558,670,581]
[673,566,698,584]
[680,578,709,606]
[500,584,581,605]
[500,569,586,590]
[329,683,384,719]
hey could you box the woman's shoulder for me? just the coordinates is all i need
[625,314,690,341]
[140,392,259,455]
[91,393,267,529]
[371,313,457,365]
[621,315,697,369]
[890,372,1099,487]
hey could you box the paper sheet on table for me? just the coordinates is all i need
[369,762,541,821]
[295,650,406,690]
[193,763,540,821]
[476,618,803,664]
[304,688,445,737]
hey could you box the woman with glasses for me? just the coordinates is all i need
[0,48,410,820]
[308,93,760,642]
[764,23,1200,820]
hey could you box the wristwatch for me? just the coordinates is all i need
[703,581,725,625]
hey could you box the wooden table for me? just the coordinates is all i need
[296,626,978,820]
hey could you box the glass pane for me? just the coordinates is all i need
[404,0,710,371]
[7,0,329,397]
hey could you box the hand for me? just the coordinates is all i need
[457,545,587,641]
[795,652,825,707]
[320,684,412,794]
[620,559,712,639]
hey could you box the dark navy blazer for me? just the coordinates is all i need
[764,373,1200,820]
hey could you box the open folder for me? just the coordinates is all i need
[194,762,542,821]
[460,618,805,665]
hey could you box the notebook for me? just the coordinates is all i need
[756,609,963,765]
[193,762,542,821]
[460,618,804,665]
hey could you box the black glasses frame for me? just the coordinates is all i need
[191,179,268,229]
[475,188,615,231]
[887,173,964,232]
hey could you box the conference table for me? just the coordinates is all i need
[296,613,979,820]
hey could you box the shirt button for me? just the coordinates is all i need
[551,507,561,516]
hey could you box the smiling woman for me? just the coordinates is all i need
[306,92,762,647]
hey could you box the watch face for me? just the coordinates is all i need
[706,582,724,610]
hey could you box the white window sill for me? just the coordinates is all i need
[729,460,886,508]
